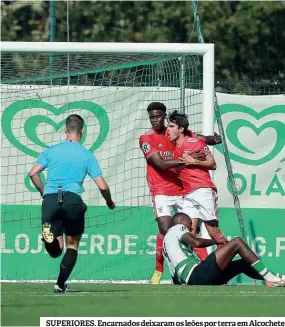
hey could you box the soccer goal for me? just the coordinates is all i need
[1,42,214,283]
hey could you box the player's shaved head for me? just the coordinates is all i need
[172,212,191,226]
[66,114,84,134]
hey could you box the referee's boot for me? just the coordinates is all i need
[42,222,54,244]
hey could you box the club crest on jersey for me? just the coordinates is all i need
[142,142,150,153]
[158,143,164,147]
[180,226,187,231]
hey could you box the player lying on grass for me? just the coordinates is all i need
[162,212,285,287]
[167,110,228,255]
[29,114,115,293]
[139,102,222,284]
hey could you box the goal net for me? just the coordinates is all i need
[1,42,214,282]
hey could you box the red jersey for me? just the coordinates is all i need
[139,128,184,196]
[173,136,217,193]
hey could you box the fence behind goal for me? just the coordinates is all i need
[1,43,210,282]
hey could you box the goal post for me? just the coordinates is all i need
[1,42,214,282]
[1,41,214,136]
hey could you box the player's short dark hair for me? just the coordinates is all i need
[147,102,167,113]
[168,110,189,135]
[172,212,191,225]
[65,114,84,134]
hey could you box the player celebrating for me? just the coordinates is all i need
[29,114,115,293]
[139,102,222,284]
[167,110,228,247]
[163,212,285,287]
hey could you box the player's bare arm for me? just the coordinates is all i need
[182,232,218,248]
[94,176,115,209]
[147,152,185,171]
[197,132,222,145]
[182,154,217,170]
[29,164,45,196]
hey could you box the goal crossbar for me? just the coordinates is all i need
[1,41,215,135]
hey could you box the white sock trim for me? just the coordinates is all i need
[260,268,268,276]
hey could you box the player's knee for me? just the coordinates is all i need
[232,237,244,247]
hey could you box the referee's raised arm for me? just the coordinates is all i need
[28,114,115,293]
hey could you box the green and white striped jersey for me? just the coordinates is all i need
[163,224,200,284]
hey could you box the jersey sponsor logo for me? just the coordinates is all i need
[142,142,151,153]
[160,150,173,160]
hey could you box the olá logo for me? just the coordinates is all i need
[215,104,285,166]
[1,99,110,158]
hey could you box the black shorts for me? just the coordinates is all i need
[187,252,221,285]
[42,191,87,237]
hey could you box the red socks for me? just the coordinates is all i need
[155,233,164,272]
[193,247,208,261]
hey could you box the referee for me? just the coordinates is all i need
[29,114,115,293]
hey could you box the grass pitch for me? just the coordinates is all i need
[1,283,285,326]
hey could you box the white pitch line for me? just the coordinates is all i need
[2,291,285,298]
[3,294,285,298]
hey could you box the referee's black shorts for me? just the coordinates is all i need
[42,191,87,237]
[187,252,222,285]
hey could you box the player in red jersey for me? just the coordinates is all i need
[139,102,222,284]
[167,110,228,247]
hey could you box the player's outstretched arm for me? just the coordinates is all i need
[197,132,222,145]
[93,176,115,209]
[182,232,217,248]
[147,152,185,171]
[29,164,45,196]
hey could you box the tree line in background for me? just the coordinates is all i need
[1,0,285,93]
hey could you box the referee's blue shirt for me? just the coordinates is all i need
[36,141,102,196]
